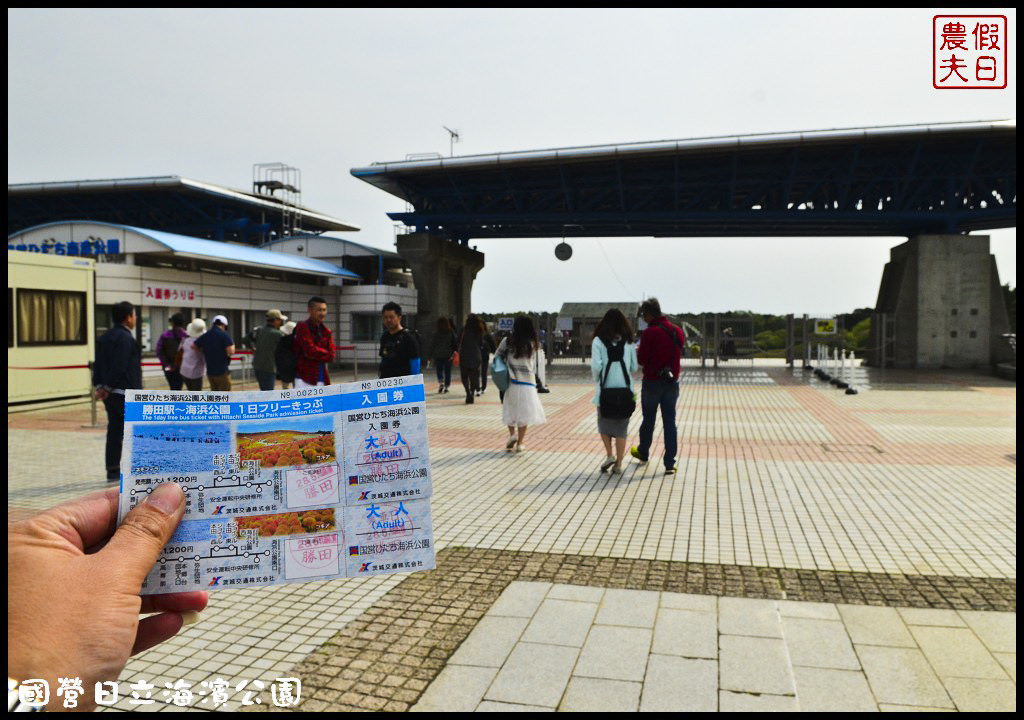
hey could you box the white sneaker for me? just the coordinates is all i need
[600,455,615,473]
[505,434,517,450]
[515,444,525,453]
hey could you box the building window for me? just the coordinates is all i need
[352,313,382,343]
[17,290,87,346]
[95,305,113,342]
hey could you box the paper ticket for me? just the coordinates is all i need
[118,375,435,594]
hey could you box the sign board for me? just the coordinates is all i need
[144,284,200,306]
[497,317,515,332]
[814,318,836,334]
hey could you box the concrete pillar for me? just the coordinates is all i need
[870,234,1011,369]
[396,232,485,358]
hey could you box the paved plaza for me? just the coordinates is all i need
[7,363,1016,712]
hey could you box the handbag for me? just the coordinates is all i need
[491,353,510,392]
[598,340,636,419]
[453,329,464,368]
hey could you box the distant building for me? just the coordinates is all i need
[7,173,417,392]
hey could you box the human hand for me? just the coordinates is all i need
[7,484,208,711]
[95,387,109,401]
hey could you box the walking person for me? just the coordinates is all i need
[179,318,207,391]
[631,298,685,475]
[429,316,457,393]
[253,309,287,391]
[591,309,638,474]
[276,320,298,389]
[155,313,188,390]
[378,301,420,379]
[194,315,235,391]
[457,314,484,403]
[479,322,497,395]
[296,297,336,387]
[92,301,142,482]
[496,316,547,452]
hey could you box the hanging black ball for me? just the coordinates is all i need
[554,242,573,261]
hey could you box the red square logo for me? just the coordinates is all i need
[934,15,1007,89]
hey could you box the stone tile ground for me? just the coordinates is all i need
[6,364,1015,712]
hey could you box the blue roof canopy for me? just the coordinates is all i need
[8,222,362,280]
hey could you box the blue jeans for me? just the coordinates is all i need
[637,379,680,469]
[256,370,276,391]
[434,358,453,387]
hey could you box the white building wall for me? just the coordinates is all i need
[337,285,419,365]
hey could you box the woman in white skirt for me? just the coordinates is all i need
[496,316,547,452]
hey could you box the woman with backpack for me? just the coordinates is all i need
[495,316,547,452]
[590,309,638,473]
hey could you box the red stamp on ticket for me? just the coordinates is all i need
[933,15,1007,89]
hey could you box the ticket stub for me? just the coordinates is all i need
[118,375,435,594]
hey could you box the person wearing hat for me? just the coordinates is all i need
[179,318,208,391]
[194,315,235,392]
[253,309,288,391]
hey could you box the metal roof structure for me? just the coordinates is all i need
[7,175,359,242]
[8,221,361,280]
[261,234,403,260]
[352,120,1016,240]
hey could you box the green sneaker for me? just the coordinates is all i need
[630,446,648,463]
[665,465,677,476]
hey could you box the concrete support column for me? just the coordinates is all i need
[870,234,1011,368]
[396,232,485,358]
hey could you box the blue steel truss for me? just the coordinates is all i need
[352,122,1016,241]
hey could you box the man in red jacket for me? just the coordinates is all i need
[294,296,336,387]
[631,298,685,475]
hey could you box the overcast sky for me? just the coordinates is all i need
[7,8,1016,315]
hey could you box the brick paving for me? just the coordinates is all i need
[7,363,1015,711]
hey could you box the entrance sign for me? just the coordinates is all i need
[119,375,435,594]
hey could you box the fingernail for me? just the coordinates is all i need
[145,483,184,514]
[180,611,201,627]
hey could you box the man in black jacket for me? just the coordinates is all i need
[93,301,142,482]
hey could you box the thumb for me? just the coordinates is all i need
[100,483,185,586]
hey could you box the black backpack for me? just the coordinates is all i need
[275,334,297,381]
[599,340,636,419]
[160,334,182,368]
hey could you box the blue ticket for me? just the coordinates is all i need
[118,375,435,594]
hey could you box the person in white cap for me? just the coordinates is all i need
[194,314,235,391]
[179,318,208,391]
[253,309,288,391]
